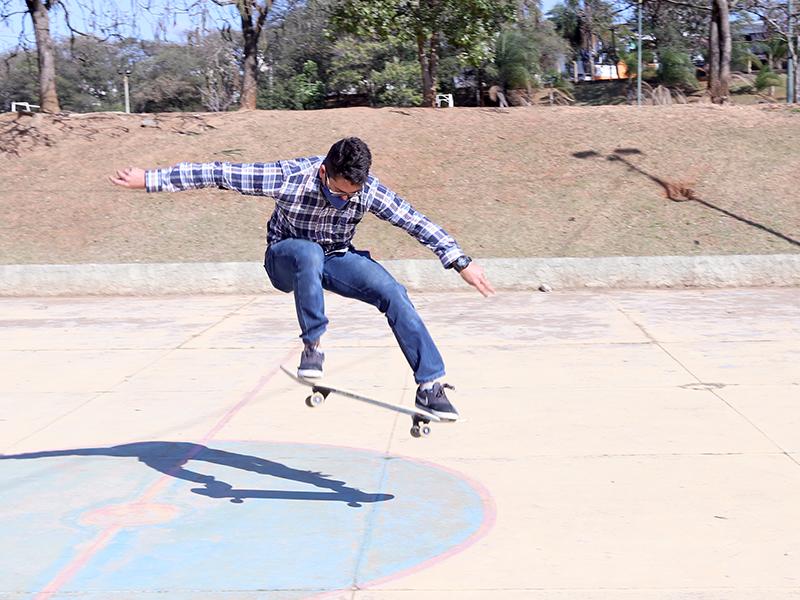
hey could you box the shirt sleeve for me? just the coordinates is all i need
[144,161,284,197]
[366,179,464,268]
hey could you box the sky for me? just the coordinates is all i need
[0,1,237,52]
[0,0,564,53]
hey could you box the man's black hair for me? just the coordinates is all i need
[323,137,372,185]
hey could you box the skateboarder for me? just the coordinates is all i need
[110,137,494,420]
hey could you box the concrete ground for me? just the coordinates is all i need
[1,287,799,599]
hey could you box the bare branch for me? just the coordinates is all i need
[658,0,712,12]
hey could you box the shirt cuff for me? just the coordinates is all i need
[440,247,464,269]
[144,169,162,193]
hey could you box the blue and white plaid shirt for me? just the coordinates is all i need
[145,155,464,268]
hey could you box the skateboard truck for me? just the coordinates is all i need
[410,414,432,438]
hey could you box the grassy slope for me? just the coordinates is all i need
[1,104,798,264]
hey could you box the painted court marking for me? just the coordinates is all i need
[5,352,495,598]
[33,354,293,600]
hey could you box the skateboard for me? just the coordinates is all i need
[280,365,459,438]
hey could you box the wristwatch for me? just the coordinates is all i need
[451,255,472,273]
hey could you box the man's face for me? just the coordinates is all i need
[320,165,362,201]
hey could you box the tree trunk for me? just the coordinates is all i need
[708,0,731,104]
[26,0,60,113]
[788,38,800,103]
[417,31,440,107]
[791,35,800,103]
[237,1,271,111]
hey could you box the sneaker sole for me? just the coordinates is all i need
[416,405,459,421]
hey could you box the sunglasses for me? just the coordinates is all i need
[325,174,362,200]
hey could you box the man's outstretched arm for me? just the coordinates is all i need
[109,162,285,196]
[367,180,495,297]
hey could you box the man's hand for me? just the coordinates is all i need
[460,262,496,297]
[109,167,146,189]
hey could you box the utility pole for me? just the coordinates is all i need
[637,0,643,105]
[789,0,795,103]
[119,69,132,113]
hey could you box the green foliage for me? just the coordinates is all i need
[0,51,41,110]
[331,0,517,105]
[487,10,569,96]
[524,17,571,75]
[330,0,516,69]
[327,39,393,96]
[750,36,788,70]
[548,0,615,54]
[620,49,655,80]
[754,66,783,93]
[263,0,335,80]
[130,43,205,112]
[494,28,540,90]
[657,48,699,91]
[371,58,422,106]
[544,69,574,94]
[259,60,325,110]
[323,38,421,107]
[294,60,326,109]
[0,37,213,113]
[731,41,762,73]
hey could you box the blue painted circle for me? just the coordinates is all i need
[0,441,490,597]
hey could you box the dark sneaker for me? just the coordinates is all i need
[415,382,459,421]
[298,347,324,379]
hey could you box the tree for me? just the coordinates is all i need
[132,41,206,112]
[54,34,125,111]
[324,38,420,107]
[708,0,732,103]
[658,47,699,90]
[1,0,61,111]
[330,0,517,107]
[1,0,158,112]
[740,0,800,102]
[0,48,40,109]
[208,0,272,110]
[491,28,540,95]
[762,35,788,71]
[614,0,730,103]
[755,64,782,95]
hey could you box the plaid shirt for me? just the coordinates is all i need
[145,155,464,268]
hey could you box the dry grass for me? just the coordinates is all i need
[1,104,799,264]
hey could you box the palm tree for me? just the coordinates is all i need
[764,36,788,71]
[493,29,540,94]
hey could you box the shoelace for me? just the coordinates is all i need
[437,383,455,396]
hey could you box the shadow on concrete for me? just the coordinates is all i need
[572,148,800,249]
[0,441,394,508]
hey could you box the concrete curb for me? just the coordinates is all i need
[1,255,799,296]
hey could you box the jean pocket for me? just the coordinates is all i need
[350,247,372,261]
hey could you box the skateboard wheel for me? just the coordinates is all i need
[410,425,421,438]
[305,392,325,407]
[421,425,432,437]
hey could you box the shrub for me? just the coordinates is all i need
[658,48,699,91]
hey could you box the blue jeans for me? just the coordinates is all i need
[264,238,445,384]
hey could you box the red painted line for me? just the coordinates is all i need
[34,351,294,600]
[34,526,122,600]
[356,456,497,591]
[301,447,497,600]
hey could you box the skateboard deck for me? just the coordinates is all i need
[280,365,459,438]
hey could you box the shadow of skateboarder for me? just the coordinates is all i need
[1,441,394,508]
